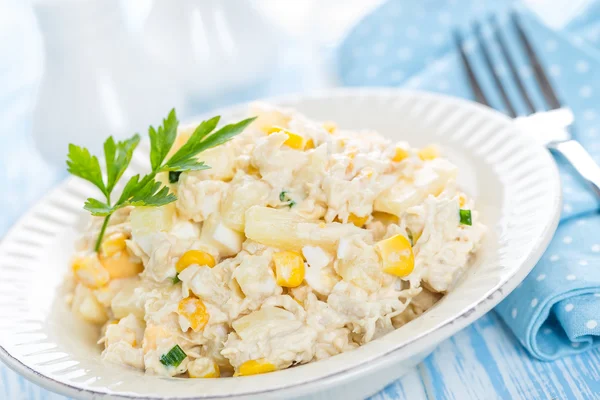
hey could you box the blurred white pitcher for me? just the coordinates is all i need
[142,0,280,102]
[32,0,185,166]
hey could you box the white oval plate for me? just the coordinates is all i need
[0,89,561,400]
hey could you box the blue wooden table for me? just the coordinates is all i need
[2,1,600,399]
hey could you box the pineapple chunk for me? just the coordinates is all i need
[374,160,457,216]
[245,206,367,252]
[130,204,175,254]
[188,358,220,378]
[273,251,305,288]
[221,179,270,232]
[375,234,414,277]
[72,284,108,324]
[250,102,291,132]
[232,306,296,340]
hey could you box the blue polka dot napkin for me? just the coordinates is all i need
[338,0,600,360]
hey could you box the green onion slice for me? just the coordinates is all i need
[459,209,472,226]
[160,345,187,367]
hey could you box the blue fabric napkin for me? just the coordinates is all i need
[338,0,600,360]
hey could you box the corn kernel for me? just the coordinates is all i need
[392,146,410,162]
[178,297,209,332]
[323,121,337,133]
[375,234,415,277]
[100,251,143,279]
[72,255,110,288]
[101,232,127,257]
[237,359,276,376]
[176,250,216,273]
[266,126,306,149]
[273,251,305,288]
[418,145,439,160]
[247,165,260,176]
[458,193,467,207]
[347,213,369,228]
[305,138,315,150]
[372,211,399,225]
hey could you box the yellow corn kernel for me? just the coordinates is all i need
[100,252,143,279]
[176,250,216,273]
[305,138,315,150]
[392,146,410,162]
[319,222,326,228]
[347,213,369,228]
[101,232,127,257]
[72,255,110,288]
[323,121,337,133]
[273,251,305,288]
[237,359,277,376]
[418,145,439,161]
[375,234,415,277]
[266,126,306,149]
[189,360,220,378]
[178,297,209,332]
[372,211,400,225]
[458,193,467,207]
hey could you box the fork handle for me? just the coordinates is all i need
[551,139,600,198]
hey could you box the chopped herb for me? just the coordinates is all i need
[171,274,181,284]
[66,109,256,251]
[407,229,414,246]
[279,190,295,208]
[459,209,472,226]
[159,345,187,367]
[168,171,182,184]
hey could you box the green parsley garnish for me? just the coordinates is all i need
[459,209,472,226]
[171,274,181,284]
[406,229,414,246]
[279,190,287,202]
[67,109,256,252]
[279,190,295,208]
[159,344,187,367]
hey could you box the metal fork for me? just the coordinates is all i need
[456,12,600,197]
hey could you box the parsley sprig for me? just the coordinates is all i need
[67,109,256,251]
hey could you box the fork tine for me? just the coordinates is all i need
[511,12,562,110]
[454,30,490,107]
[473,22,517,117]
[490,15,536,114]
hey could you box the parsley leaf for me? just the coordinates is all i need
[104,135,140,193]
[67,109,255,252]
[148,109,178,171]
[163,116,256,173]
[67,144,107,198]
